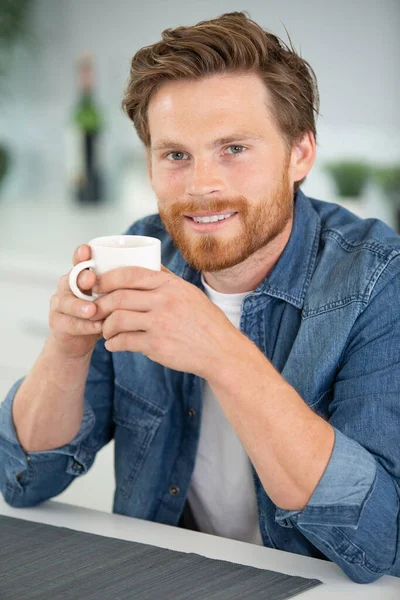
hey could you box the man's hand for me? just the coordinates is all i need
[92,265,244,378]
[48,244,104,360]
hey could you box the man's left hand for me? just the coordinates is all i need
[92,265,244,379]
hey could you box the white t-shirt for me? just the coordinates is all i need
[186,274,264,546]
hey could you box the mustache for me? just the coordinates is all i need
[159,197,250,222]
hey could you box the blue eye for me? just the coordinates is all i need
[226,145,246,154]
[166,152,188,161]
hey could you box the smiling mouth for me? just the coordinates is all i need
[186,212,238,223]
[183,212,239,231]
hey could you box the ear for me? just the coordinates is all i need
[289,131,316,186]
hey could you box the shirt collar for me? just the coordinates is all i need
[169,189,321,309]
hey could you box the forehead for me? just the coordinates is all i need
[147,72,277,143]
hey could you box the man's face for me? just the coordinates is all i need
[146,73,295,273]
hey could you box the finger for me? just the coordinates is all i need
[50,293,98,320]
[105,331,147,353]
[58,267,96,296]
[94,266,167,295]
[77,269,97,291]
[94,289,154,320]
[102,309,150,341]
[58,273,71,295]
[50,311,104,336]
[72,244,91,267]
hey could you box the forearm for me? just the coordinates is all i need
[12,335,93,452]
[206,333,334,511]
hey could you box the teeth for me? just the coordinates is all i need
[193,212,235,223]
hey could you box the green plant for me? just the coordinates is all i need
[0,0,34,80]
[0,146,10,181]
[0,0,35,190]
[324,160,370,198]
[372,165,400,203]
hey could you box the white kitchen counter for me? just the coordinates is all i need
[1,497,399,599]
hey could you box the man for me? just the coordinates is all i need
[1,11,399,583]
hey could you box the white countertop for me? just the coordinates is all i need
[1,497,399,598]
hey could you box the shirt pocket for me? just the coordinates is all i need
[113,380,165,499]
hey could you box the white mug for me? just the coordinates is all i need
[69,235,161,302]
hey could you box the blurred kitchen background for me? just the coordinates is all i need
[1,0,399,513]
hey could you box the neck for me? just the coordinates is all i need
[202,217,293,294]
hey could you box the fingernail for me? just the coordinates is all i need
[81,305,90,314]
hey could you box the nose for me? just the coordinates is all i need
[186,157,224,197]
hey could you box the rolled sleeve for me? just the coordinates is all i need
[0,377,96,508]
[275,429,399,583]
[276,428,377,527]
[0,338,114,508]
[276,256,400,582]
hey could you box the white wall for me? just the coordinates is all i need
[1,0,399,202]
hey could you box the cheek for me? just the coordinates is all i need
[231,160,274,199]
[152,166,184,199]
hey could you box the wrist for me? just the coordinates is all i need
[205,330,261,387]
[45,335,94,365]
[41,337,93,396]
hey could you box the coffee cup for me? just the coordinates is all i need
[68,235,161,302]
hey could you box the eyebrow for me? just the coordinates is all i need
[151,133,264,153]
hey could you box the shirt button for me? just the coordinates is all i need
[74,461,84,470]
[169,485,180,496]
[188,408,196,417]
[26,455,31,462]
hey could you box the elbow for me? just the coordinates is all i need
[1,485,43,509]
[341,564,386,585]
[296,520,399,584]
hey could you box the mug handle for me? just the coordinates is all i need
[68,259,98,302]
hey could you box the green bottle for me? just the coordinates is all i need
[68,54,104,204]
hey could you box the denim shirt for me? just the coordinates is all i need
[1,190,400,583]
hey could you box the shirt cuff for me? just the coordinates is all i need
[275,427,377,528]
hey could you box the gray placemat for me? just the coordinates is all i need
[0,515,322,599]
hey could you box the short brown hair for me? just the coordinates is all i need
[121,11,320,191]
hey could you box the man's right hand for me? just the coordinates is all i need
[48,244,104,360]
